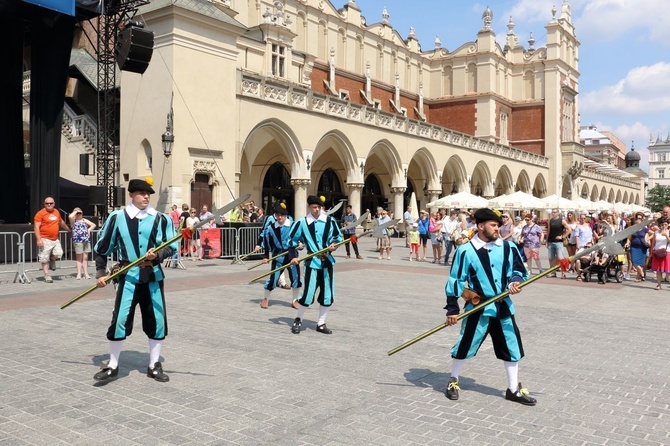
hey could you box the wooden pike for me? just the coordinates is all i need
[246,212,370,271]
[386,219,652,356]
[60,194,251,310]
[249,216,396,283]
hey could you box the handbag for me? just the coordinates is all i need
[653,246,667,259]
[387,228,395,237]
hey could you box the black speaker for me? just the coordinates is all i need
[79,153,91,175]
[89,186,106,205]
[113,187,126,207]
[115,26,154,74]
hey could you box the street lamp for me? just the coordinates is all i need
[161,129,174,158]
[162,94,175,159]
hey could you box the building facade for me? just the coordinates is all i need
[23,0,645,219]
[647,136,670,189]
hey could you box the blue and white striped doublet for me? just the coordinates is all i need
[289,213,343,307]
[95,208,176,341]
[263,220,301,291]
[446,237,528,362]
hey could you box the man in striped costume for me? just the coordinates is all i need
[259,202,302,309]
[288,195,343,334]
[444,208,536,405]
[92,178,177,382]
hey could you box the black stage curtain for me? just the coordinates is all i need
[29,10,76,221]
[0,2,28,224]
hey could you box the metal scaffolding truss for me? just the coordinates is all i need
[94,0,149,217]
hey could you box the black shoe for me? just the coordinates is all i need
[445,377,459,400]
[291,317,301,334]
[94,365,118,381]
[316,324,332,334]
[147,362,170,382]
[505,383,536,406]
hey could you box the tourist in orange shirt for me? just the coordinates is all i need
[34,197,70,283]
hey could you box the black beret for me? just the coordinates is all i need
[307,195,323,206]
[273,202,288,215]
[128,179,155,194]
[473,208,502,225]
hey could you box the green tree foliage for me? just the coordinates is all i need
[646,185,670,212]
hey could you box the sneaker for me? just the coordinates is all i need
[291,317,302,334]
[445,377,459,400]
[44,275,53,283]
[76,274,81,280]
[85,274,91,279]
[346,255,351,259]
[409,257,413,262]
[147,362,170,382]
[356,255,363,259]
[316,324,332,334]
[505,383,536,406]
[49,259,56,271]
[260,298,269,309]
[94,365,118,381]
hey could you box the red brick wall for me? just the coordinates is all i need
[310,68,329,96]
[310,66,419,117]
[426,101,477,135]
[509,105,544,155]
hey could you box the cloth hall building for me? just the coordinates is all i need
[55,0,645,218]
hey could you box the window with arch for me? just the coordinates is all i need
[337,29,346,66]
[524,70,535,99]
[443,66,453,96]
[354,36,363,73]
[318,21,327,60]
[376,45,384,80]
[467,63,477,93]
[562,97,574,142]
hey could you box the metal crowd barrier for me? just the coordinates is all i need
[234,226,264,263]
[18,230,102,284]
[0,232,22,283]
[3,225,266,284]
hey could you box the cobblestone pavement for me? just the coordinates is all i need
[1,237,669,445]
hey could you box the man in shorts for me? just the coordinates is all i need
[34,196,70,283]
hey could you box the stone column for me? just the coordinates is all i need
[427,190,442,212]
[390,187,406,221]
[347,183,364,216]
[291,179,311,218]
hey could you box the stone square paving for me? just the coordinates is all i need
[0,236,669,445]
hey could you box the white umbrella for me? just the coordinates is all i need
[409,192,419,221]
[631,203,650,214]
[612,202,633,214]
[593,200,614,211]
[427,191,489,209]
[540,194,577,211]
[572,197,598,212]
[488,191,545,210]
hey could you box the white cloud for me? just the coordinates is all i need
[504,0,670,45]
[580,62,670,115]
[575,0,670,45]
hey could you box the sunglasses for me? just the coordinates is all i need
[44,202,55,205]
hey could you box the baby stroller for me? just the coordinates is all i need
[581,250,625,283]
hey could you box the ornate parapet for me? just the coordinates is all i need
[238,70,550,168]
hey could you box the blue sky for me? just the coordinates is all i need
[354,0,670,171]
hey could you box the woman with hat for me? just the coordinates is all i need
[68,207,96,279]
